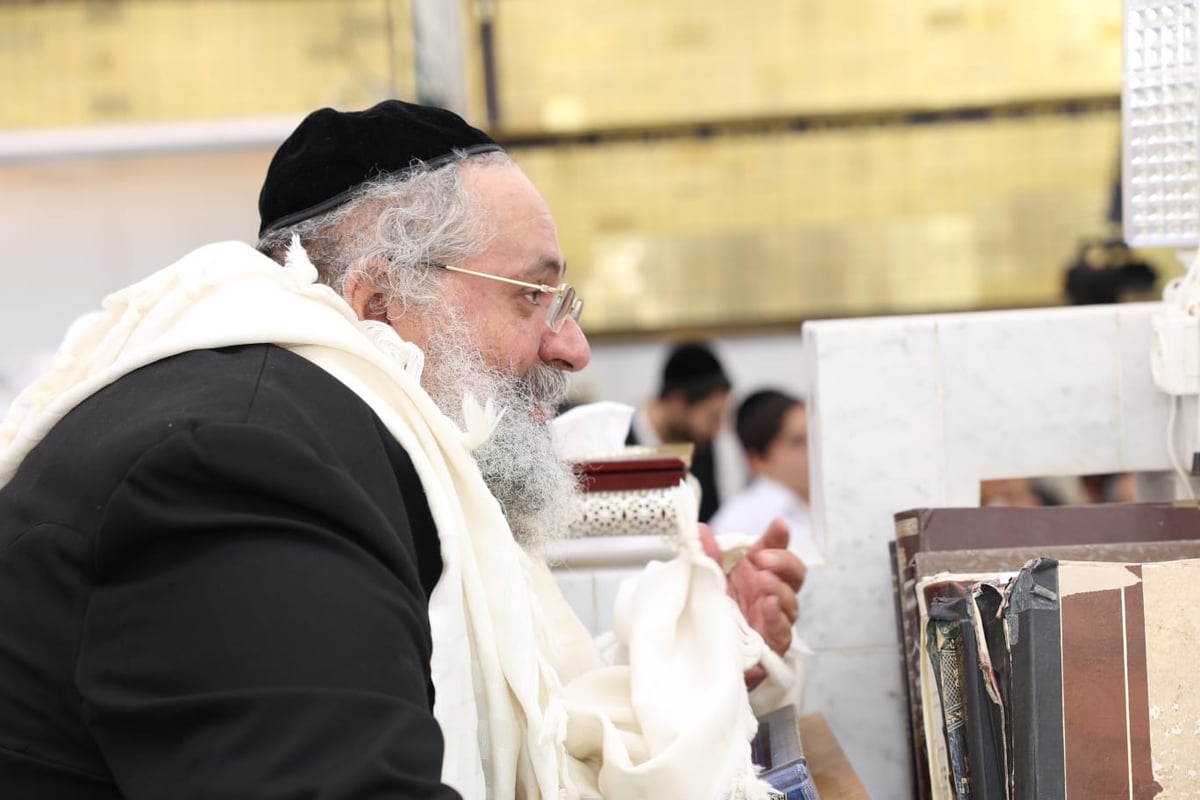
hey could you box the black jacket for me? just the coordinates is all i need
[0,344,462,798]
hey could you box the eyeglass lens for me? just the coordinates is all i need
[547,285,582,332]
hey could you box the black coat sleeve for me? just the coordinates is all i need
[75,420,463,799]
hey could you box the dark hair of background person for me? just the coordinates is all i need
[735,389,803,458]
[658,342,732,402]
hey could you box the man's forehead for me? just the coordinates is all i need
[464,162,565,275]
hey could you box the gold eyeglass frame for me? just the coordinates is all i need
[430,262,583,332]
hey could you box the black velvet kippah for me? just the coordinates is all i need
[257,99,503,236]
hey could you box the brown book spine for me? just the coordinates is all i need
[893,514,933,800]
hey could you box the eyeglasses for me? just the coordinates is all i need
[429,262,584,333]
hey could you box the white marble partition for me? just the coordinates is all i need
[799,300,1194,800]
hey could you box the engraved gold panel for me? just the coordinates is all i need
[512,111,1170,333]
[0,0,415,129]
[488,0,1123,132]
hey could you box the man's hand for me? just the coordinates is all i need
[699,518,806,689]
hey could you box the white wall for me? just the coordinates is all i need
[2,147,272,348]
[0,147,265,407]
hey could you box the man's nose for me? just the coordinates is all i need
[540,316,590,372]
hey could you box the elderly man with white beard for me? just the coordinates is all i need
[0,101,806,799]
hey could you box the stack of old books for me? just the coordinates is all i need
[752,704,822,800]
[891,502,1200,800]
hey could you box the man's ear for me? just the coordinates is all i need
[342,257,392,322]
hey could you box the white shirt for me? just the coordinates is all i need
[709,476,823,566]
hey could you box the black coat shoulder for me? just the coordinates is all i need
[0,344,458,798]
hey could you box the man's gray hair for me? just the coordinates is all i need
[256,150,513,312]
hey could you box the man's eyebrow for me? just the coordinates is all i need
[521,258,566,283]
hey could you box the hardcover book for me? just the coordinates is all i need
[1004,559,1064,799]
[752,704,821,800]
[966,583,1007,800]
[999,556,1200,798]
[915,573,1017,800]
[892,502,1200,799]
[926,595,971,800]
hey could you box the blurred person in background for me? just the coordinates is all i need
[711,389,820,566]
[1064,237,1158,305]
[627,341,744,522]
[979,477,1045,507]
[1080,472,1138,504]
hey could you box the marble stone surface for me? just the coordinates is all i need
[937,308,1129,491]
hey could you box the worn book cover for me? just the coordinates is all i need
[926,595,971,800]
[967,583,1007,800]
[752,704,821,800]
[891,502,1200,800]
[916,574,1017,800]
[893,514,934,799]
[1004,558,1065,799]
[888,538,926,800]
[999,556,1200,799]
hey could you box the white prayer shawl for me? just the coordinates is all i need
[0,241,800,799]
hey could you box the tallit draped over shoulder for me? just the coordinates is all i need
[0,240,802,799]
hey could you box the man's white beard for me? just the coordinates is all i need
[420,320,583,552]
